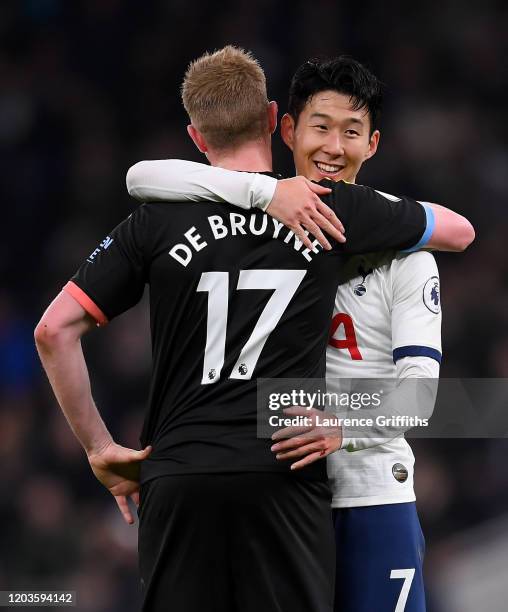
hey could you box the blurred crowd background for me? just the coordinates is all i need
[1,1,507,610]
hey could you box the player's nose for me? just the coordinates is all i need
[322,133,345,157]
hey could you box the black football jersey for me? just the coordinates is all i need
[68,179,427,482]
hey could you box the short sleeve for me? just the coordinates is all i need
[325,182,427,254]
[64,208,147,324]
[391,251,442,364]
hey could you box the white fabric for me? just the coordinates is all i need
[326,250,442,507]
[126,159,277,211]
[337,357,439,452]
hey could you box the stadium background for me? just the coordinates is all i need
[1,1,507,610]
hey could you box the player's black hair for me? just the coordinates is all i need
[288,56,383,134]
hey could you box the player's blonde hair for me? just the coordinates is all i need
[181,45,270,150]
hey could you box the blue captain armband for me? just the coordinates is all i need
[400,203,435,252]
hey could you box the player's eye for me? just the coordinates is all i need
[312,124,328,131]
[345,129,360,136]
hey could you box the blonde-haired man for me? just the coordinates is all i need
[182,46,271,150]
[36,46,469,612]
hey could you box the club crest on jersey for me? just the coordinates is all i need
[423,276,440,314]
[238,363,248,376]
[353,264,373,296]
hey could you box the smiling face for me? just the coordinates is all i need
[281,90,380,184]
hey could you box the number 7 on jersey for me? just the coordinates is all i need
[197,269,306,384]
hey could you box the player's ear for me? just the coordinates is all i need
[280,113,295,151]
[187,124,208,154]
[364,129,380,160]
[267,101,278,135]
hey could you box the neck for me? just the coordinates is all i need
[208,138,273,172]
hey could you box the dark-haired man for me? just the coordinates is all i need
[282,56,382,185]
[127,55,472,612]
[281,56,437,612]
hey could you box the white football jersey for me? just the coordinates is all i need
[326,250,441,507]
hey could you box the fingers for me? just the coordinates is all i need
[271,425,313,441]
[295,205,346,250]
[293,227,315,251]
[290,451,324,471]
[129,445,153,462]
[302,219,331,251]
[316,200,345,234]
[312,210,346,244]
[131,491,140,508]
[272,434,322,453]
[270,176,346,250]
[304,177,332,195]
[115,495,134,525]
[275,440,327,461]
[304,182,346,242]
[283,406,317,418]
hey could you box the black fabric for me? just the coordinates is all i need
[69,181,426,482]
[138,473,335,612]
[325,180,426,254]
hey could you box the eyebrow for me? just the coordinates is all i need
[308,113,365,126]
[309,113,333,121]
[345,117,364,126]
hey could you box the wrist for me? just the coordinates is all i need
[251,174,277,211]
[86,434,114,457]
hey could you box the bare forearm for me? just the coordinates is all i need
[36,334,113,455]
[427,203,475,251]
